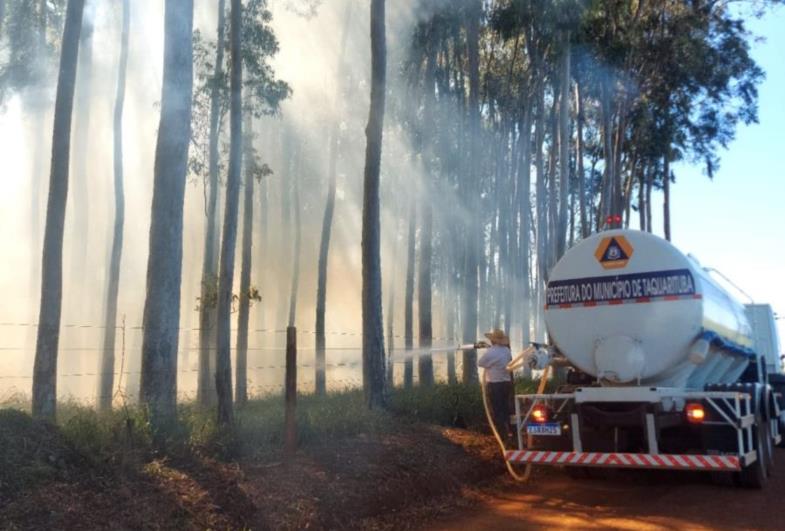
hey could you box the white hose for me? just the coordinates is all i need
[481,361,551,483]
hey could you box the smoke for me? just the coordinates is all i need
[0,0,542,402]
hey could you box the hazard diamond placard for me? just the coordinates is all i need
[595,235,634,269]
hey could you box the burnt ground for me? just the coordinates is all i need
[0,411,504,530]
[3,407,784,531]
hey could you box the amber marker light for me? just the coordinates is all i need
[686,402,706,424]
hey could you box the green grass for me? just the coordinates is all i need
[388,382,486,429]
[0,378,545,472]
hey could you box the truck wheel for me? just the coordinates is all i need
[762,419,774,475]
[758,388,774,477]
[737,420,768,489]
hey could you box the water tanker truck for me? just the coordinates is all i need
[508,229,784,488]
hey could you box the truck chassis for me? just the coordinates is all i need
[509,386,782,484]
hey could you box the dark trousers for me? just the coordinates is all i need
[487,381,514,441]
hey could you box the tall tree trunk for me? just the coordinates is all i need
[547,97,558,269]
[638,168,646,232]
[600,79,614,224]
[645,167,653,234]
[517,104,532,346]
[288,160,301,327]
[663,152,671,241]
[613,102,628,221]
[417,186,433,386]
[534,82,548,285]
[315,1,352,397]
[255,146,269,331]
[588,156,598,233]
[386,219,401,388]
[139,0,193,427]
[197,0,226,407]
[98,0,129,413]
[417,39,436,387]
[362,0,387,409]
[215,0,242,426]
[235,116,254,406]
[403,201,415,388]
[315,126,337,395]
[68,0,93,289]
[462,0,481,384]
[490,144,502,331]
[31,0,86,420]
[502,135,514,336]
[478,221,490,333]
[276,131,294,330]
[623,157,636,228]
[575,81,587,238]
[556,32,571,259]
[569,173,576,247]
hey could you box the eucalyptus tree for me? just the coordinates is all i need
[140,0,194,428]
[235,116,254,406]
[235,120,273,406]
[195,0,226,407]
[213,0,286,410]
[215,0,243,426]
[315,1,353,396]
[416,27,437,387]
[68,0,93,284]
[287,147,301,328]
[403,198,415,388]
[362,0,387,408]
[461,0,481,383]
[192,0,289,406]
[98,0,130,412]
[30,0,85,419]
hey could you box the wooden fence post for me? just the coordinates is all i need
[285,326,297,454]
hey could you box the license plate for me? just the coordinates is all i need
[526,423,562,436]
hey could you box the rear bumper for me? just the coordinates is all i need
[512,387,760,473]
[505,449,745,471]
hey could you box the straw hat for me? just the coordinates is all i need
[484,328,510,346]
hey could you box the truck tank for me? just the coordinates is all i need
[544,229,754,388]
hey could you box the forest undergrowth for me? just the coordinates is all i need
[0,380,542,529]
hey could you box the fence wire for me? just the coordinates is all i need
[0,318,466,403]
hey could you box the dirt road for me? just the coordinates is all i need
[436,449,785,530]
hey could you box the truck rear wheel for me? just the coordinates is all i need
[737,419,769,489]
[763,420,775,474]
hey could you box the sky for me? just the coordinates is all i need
[650,6,785,352]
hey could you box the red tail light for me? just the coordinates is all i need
[686,402,706,424]
[531,404,550,423]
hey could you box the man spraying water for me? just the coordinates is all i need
[475,329,514,443]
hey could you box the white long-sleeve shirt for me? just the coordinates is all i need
[478,345,512,383]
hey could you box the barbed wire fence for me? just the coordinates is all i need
[0,317,465,405]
